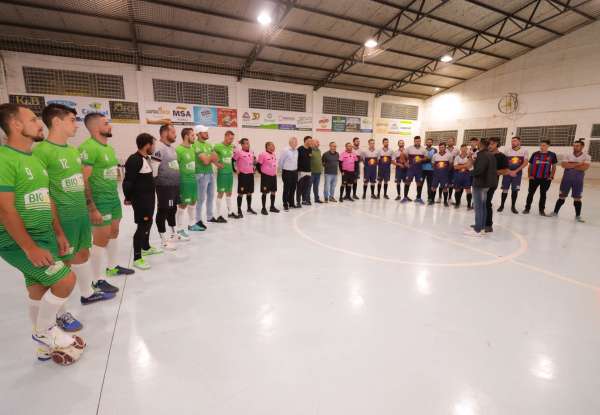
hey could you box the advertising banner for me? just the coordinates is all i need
[9,94,45,116]
[109,101,139,124]
[144,103,194,125]
[240,109,311,131]
[331,116,347,132]
[193,106,218,127]
[46,96,111,122]
[217,108,238,128]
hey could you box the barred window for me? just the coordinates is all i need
[380,102,418,120]
[463,128,508,146]
[591,124,600,138]
[153,79,229,106]
[515,125,576,146]
[249,88,306,112]
[23,67,124,99]
[588,140,600,162]
[425,130,458,145]
[323,96,368,117]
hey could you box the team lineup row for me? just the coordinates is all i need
[0,101,592,366]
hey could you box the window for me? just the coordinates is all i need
[591,124,600,138]
[589,140,600,162]
[23,67,125,99]
[463,128,508,145]
[323,96,368,117]
[425,130,458,145]
[249,88,306,112]
[152,79,229,106]
[380,102,418,120]
[515,125,576,146]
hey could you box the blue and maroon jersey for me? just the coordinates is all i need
[406,145,426,169]
[377,148,393,169]
[360,149,379,171]
[529,151,558,179]
[504,147,529,170]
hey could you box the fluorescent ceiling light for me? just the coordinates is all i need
[257,11,272,26]
[364,39,378,48]
[440,54,453,63]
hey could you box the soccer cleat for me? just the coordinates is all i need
[248,208,258,215]
[522,208,530,214]
[270,206,280,213]
[261,208,269,215]
[106,265,135,276]
[208,217,218,223]
[575,216,585,223]
[415,198,425,205]
[142,246,163,256]
[176,229,191,241]
[133,258,151,270]
[33,325,86,366]
[216,216,228,223]
[497,206,504,212]
[401,197,409,203]
[511,207,519,214]
[81,290,116,305]
[56,312,82,332]
[191,221,207,231]
[92,279,119,293]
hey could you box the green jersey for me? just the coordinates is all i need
[176,144,196,183]
[33,140,87,219]
[213,143,234,174]
[78,137,119,202]
[193,140,214,174]
[0,146,53,250]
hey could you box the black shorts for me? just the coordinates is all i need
[342,171,355,184]
[238,172,255,194]
[260,173,277,193]
[156,185,180,209]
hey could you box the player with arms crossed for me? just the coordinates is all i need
[79,113,133,294]
[430,142,452,206]
[0,103,86,365]
[452,144,473,209]
[213,130,238,222]
[175,128,198,237]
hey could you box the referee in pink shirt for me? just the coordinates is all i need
[233,138,257,218]
[340,142,359,202]
[257,141,280,215]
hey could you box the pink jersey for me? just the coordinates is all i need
[257,151,277,176]
[233,149,255,174]
[340,151,358,172]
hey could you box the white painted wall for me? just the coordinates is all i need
[0,50,423,160]
[422,20,600,155]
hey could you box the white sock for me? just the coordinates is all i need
[226,196,232,214]
[37,290,67,333]
[90,246,107,283]
[176,207,186,231]
[187,205,196,224]
[28,298,40,330]
[216,198,223,217]
[106,239,119,269]
[72,262,95,298]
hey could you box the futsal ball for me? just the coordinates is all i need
[51,335,86,366]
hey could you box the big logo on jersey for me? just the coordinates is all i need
[510,156,521,165]
[61,173,84,193]
[368,158,376,165]
[185,161,195,171]
[24,188,50,210]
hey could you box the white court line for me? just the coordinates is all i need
[292,203,600,291]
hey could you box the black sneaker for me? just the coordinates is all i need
[484,226,493,233]
[522,208,530,214]
[443,201,449,207]
[107,265,135,276]
[92,279,119,293]
[230,212,241,219]
[384,195,390,200]
[427,200,434,206]
[302,201,311,206]
[539,210,547,217]
[261,208,268,215]
[284,205,289,211]
[270,207,280,213]
[315,199,323,204]
[347,197,354,202]
[353,195,359,200]
[81,290,116,305]
[454,203,460,209]
[216,216,227,223]
[208,217,219,223]
[511,207,519,214]
[406,197,413,202]
[497,206,504,212]
[248,208,258,215]
[395,196,401,201]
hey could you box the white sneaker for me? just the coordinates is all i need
[33,325,77,349]
[175,230,191,241]
[463,229,483,237]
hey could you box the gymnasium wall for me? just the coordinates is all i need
[0,50,423,161]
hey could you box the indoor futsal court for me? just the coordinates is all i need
[1,1,600,414]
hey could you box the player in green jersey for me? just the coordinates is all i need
[0,103,86,364]
[193,124,218,229]
[35,104,115,332]
[80,113,134,293]
[213,130,238,222]
[176,128,198,236]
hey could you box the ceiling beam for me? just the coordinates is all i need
[376,0,586,96]
[126,0,141,70]
[313,0,452,90]
[546,0,597,21]
[368,0,536,49]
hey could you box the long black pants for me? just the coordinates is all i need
[485,187,497,228]
[525,178,551,212]
[282,169,298,208]
[132,197,155,261]
[296,173,311,204]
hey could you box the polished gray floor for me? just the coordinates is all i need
[1,180,600,415]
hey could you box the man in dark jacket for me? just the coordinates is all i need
[296,136,313,205]
[123,133,162,269]
[486,137,509,232]
[465,138,497,236]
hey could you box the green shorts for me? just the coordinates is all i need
[179,180,198,205]
[217,173,234,193]
[94,197,122,227]
[59,216,92,260]
[0,238,71,287]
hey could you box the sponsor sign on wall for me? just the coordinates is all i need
[316,114,373,133]
[109,101,139,124]
[240,109,311,131]
[9,94,46,116]
[46,96,111,122]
